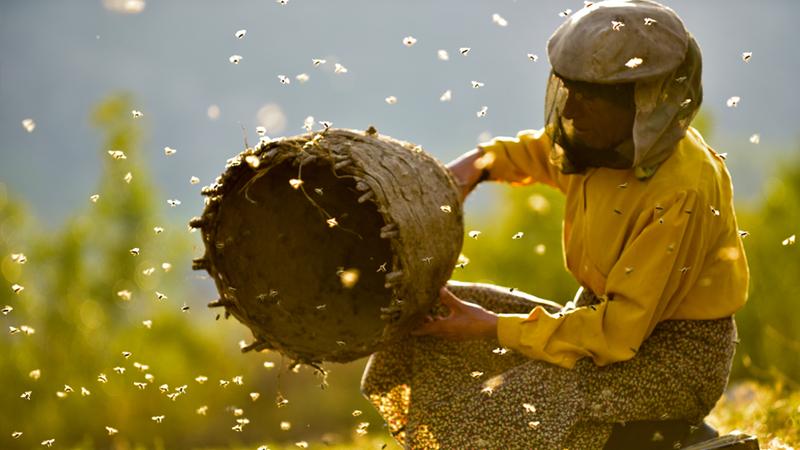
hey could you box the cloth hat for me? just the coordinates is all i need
[544,0,703,179]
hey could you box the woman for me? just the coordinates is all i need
[361,1,749,449]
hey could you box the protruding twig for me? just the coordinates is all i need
[188,216,205,229]
[207,299,230,308]
[380,305,403,321]
[192,257,209,271]
[380,230,399,239]
[201,185,220,197]
[384,271,403,288]
[355,181,370,192]
[240,340,271,353]
[333,159,351,170]
[357,191,374,204]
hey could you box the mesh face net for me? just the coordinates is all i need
[544,74,637,174]
[544,0,703,179]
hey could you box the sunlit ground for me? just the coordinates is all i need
[209,381,800,450]
[707,381,799,450]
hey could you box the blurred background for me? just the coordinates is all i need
[1,0,798,448]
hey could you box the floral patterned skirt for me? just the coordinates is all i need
[361,281,737,449]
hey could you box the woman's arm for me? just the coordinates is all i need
[446,148,490,202]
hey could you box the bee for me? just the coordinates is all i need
[625,57,643,69]
[21,119,36,132]
[492,13,508,27]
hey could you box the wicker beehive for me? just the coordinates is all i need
[190,127,464,364]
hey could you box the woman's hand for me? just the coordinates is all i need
[446,148,489,202]
[411,287,498,341]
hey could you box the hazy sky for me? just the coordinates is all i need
[1,0,798,226]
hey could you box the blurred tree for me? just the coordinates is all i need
[0,94,390,449]
[734,151,800,386]
[457,182,578,304]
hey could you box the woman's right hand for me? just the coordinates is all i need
[446,148,489,202]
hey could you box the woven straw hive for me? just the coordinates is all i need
[190,127,464,364]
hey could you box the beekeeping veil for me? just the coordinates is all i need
[545,0,702,179]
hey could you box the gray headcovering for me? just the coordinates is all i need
[544,0,703,179]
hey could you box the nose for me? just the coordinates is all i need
[562,90,583,120]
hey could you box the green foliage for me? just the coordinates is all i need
[708,381,800,448]
[0,94,387,449]
[455,183,578,304]
[733,150,800,386]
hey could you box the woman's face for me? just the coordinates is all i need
[559,78,636,151]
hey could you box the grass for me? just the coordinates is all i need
[707,381,799,449]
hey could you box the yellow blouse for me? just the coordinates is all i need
[479,127,749,369]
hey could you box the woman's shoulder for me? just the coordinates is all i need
[645,127,732,204]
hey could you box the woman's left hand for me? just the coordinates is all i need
[411,287,498,340]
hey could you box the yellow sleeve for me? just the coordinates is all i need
[477,128,566,191]
[497,190,709,368]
